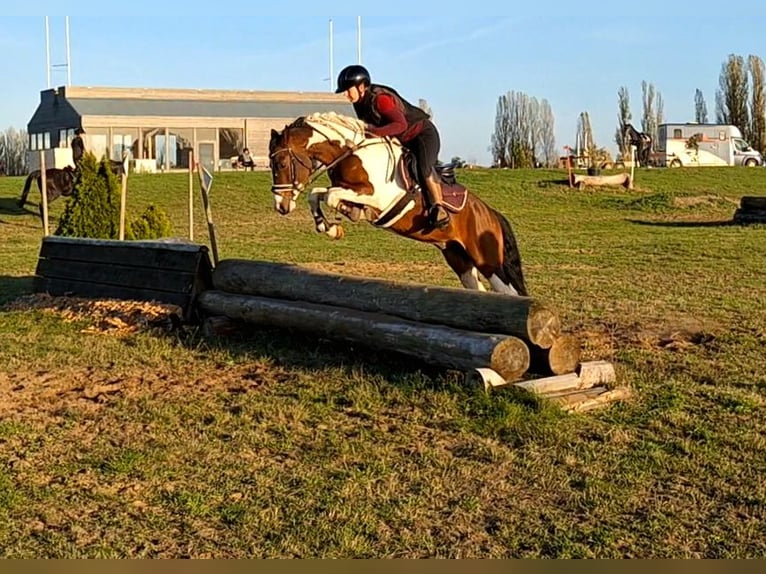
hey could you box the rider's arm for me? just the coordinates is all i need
[366,94,407,137]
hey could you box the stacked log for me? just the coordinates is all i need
[734,196,766,224]
[198,259,627,412]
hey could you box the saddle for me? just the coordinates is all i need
[397,152,467,213]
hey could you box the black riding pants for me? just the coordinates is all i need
[403,120,440,185]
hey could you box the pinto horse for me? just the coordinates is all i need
[268,112,527,295]
[18,165,78,221]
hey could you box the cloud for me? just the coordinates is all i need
[392,17,519,60]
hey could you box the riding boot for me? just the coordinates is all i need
[423,171,450,229]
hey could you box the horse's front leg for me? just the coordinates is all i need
[308,187,344,239]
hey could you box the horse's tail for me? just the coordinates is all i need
[494,209,528,296]
[18,171,39,207]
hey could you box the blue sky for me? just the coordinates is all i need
[2,6,766,165]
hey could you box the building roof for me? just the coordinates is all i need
[28,85,354,130]
[66,97,353,118]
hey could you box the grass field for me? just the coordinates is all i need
[0,166,765,558]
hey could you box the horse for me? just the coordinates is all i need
[18,165,78,221]
[624,123,652,167]
[268,112,527,296]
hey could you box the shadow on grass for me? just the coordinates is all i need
[178,320,541,411]
[0,275,35,306]
[0,197,31,216]
[626,218,736,228]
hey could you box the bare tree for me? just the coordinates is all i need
[539,99,557,167]
[694,89,708,123]
[748,54,766,154]
[641,81,662,152]
[615,86,631,160]
[655,92,664,141]
[716,54,749,134]
[0,127,28,176]
[576,111,594,163]
[491,95,512,167]
[491,91,556,168]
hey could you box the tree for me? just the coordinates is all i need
[0,127,28,176]
[576,111,595,164]
[748,54,766,154]
[56,152,172,240]
[716,54,749,134]
[490,91,556,168]
[641,81,662,152]
[538,99,558,167]
[694,89,708,123]
[491,95,512,167]
[615,86,631,159]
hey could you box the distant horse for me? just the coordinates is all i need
[268,112,527,295]
[624,123,652,166]
[18,165,78,221]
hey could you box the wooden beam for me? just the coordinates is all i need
[197,291,531,380]
[211,259,562,348]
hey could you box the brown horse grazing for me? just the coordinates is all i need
[18,165,78,220]
[268,112,527,295]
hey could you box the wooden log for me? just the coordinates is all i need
[577,360,616,387]
[527,334,582,375]
[515,372,580,395]
[562,386,631,413]
[197,290,531,380]
[513,360,616,396]
[211,259,561,348]
[573,173,632,189]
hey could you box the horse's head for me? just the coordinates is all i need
[268,120,315,215]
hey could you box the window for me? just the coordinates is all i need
[43,132,51,149]
[29,133,36,150]
[113,130,138,161]
[169,128,194,169]
[673,129,682,138]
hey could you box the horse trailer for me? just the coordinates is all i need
[656,123,763,167]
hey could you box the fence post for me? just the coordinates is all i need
[39,150,49,236]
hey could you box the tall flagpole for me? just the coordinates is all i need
[357,16,362,65]
[65,16,71,86]
[329,18,334,90]
[45,16,51,88]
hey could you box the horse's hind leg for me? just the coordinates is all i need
[442,242,486,291]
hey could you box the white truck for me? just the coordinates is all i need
[656,123,763,167]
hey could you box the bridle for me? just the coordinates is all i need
[269,144,314,197]
[269,119,397,198]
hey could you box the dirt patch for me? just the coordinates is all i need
[3,294,183,336]
[575,314,720,359]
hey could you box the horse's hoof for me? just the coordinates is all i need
[316,222,327,233]
[327,225,344,240]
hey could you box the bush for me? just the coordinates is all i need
[55,153,173,240]
[129,204,173,240]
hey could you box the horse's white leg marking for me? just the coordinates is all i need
[489,274,518,295]
[460,267,486,291]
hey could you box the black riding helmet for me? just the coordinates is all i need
[335,65,371,93]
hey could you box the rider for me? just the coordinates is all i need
[335,64,450,229]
